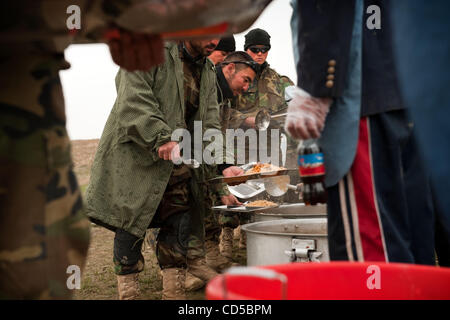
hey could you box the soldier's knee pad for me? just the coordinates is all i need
[158,211,191,250]
[113,229,144,275]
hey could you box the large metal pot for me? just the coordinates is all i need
[241,218,329,266]
[253,203,327,222]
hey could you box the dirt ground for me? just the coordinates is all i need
[71,139,246,300]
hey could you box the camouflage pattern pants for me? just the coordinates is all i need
[185,171,221,260]
[0,54,91,299]
[187,183,250,258]
[203,192,242,248]
[114,165,192,274]
[204,208,222,244]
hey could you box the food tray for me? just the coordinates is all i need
[227,181,265,199]
[208,169,293,186]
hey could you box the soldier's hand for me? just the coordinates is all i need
[222,166,244,177]
[244,116,256,128]
[158,141,180,161]
[221,194,242,206]
[284,87,332,139]
[107,29,164,71]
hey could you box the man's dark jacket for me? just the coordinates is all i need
[294,0,403,116]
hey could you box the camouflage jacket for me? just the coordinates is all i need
[85,42,221,238]
[228,63,293,129]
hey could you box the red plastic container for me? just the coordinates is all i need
[206,262,450,300]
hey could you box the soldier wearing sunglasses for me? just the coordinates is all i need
[229,28,294,131]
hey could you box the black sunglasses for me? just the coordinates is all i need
[221,60,260,73]
[248,46,270,54]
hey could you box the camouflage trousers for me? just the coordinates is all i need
[0,54,91,299]
[203,211,244,249]
[187,182,224,258]
[204,208,222,244]
[114,165,192,274]
[203,193,240,245]
[182,170,221,260]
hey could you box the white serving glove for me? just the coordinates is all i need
[284,86,333,140]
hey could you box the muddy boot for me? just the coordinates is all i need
[161,268,186,300]
[220,227,234,259]
[187,257,218,282]
[185,272,205,292]
[205,240,231,272]
[239,227,247,249]
[117,273,140,300]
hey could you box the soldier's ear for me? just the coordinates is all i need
[228,63,236,74]
[223,63,235,77]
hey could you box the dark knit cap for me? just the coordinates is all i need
[215,36,236,52]
[244,28,271,51]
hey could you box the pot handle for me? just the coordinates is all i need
[221,266,288,300]
[285,238,323,262]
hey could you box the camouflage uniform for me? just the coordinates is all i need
[0,0,98,299]
[0,0,155,300]
[0,53,91,300]
[0,0,172,299]
[203,169,232,244]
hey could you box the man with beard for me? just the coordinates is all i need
[86,38,245,300]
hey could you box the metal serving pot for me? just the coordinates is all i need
[241,218,329,266]
[253,203,327,222]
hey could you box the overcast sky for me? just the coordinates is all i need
[61,0,296,140]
